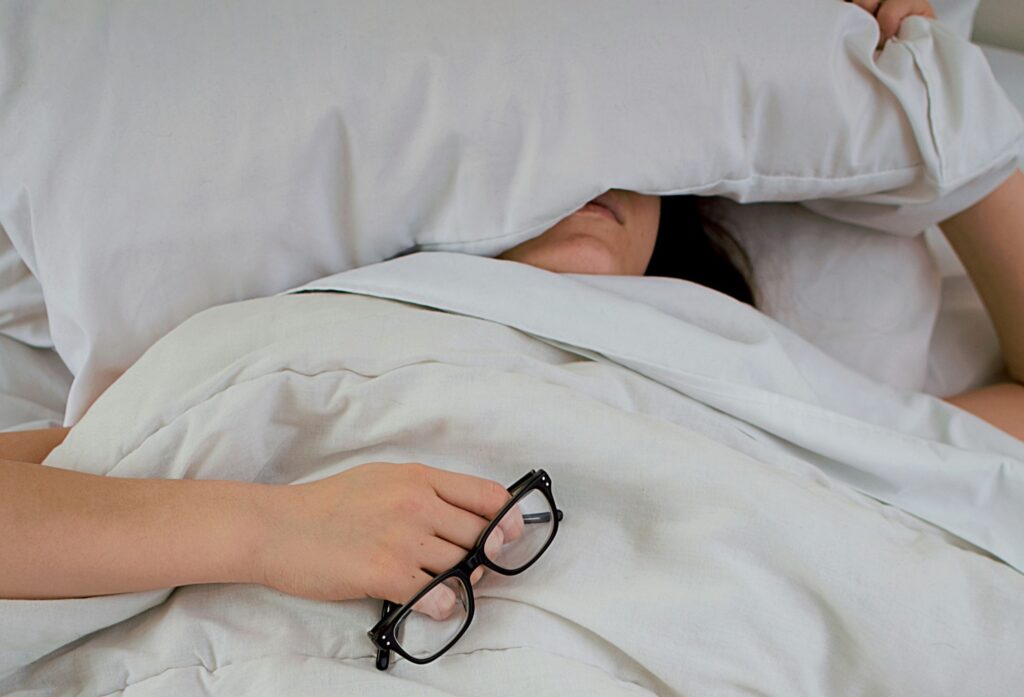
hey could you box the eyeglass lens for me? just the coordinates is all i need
[400,576,471,659]
[391,487,557,661]
[484,488,557,572]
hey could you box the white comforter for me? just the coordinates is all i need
[3,253,1023,695]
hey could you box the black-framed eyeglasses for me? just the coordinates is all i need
[367,468,564,670]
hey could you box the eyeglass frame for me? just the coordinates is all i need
[367,468,564,670]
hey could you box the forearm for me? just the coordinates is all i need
[946,383,1024,440]
[0,427,71,464]
[939,170,1024,383]
[0,459,271,599]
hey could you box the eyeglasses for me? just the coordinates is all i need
[368,469,563,670]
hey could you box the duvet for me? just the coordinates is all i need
[2,253,1023,695]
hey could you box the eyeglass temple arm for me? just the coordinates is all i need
[522,510,564,524]
[375,600,397,671]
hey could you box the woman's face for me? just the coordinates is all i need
[498,190,660,275]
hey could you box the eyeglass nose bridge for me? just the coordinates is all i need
[460,548,488,575]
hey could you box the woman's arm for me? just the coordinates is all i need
[0,427,70,464]
[846,0,1023,438]
[938,170,1024,440]
[0,458,265,598]
[0,454,508,611]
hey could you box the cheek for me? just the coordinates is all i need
[616,194,660,274]
[538,236,624,274]
[507,233,623,275]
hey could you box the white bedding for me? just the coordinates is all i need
[1,16,1022,429]
[4,253,1022,695]
[0,335,71,433]
[4,2,1022,425]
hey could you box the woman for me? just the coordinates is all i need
[500,190,755,306]
[1,0,1019,613]
[503,178,1024,440]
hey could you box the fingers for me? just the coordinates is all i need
[876,0,935,43]
[387,567,436,607]
[412,580,460,621]
[431,501,493,549]
[367,463,520,621]
[424,466,510,520]
[847,0,936,49]
[483,525,504,562]
[416,536,472,576]
[496,502,525,543]
[848,0,883,13]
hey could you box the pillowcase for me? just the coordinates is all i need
[931,0,981,38]
[0,334,71,432]
[0,224,51,348]
[698,199,941,392]
[1,1,1021,423]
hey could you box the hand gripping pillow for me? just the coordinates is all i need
[0,1,1021,423]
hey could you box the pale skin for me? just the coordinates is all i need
[1,0,1019,609]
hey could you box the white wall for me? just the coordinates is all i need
[973,0,1024,53]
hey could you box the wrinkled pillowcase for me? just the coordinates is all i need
[0,0,1019,422]
[698,198,941,393]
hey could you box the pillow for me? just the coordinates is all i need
[932,0,981,38]
[698,199,941,392]
[0,335,71,432]
[0,223,51,348]
[1,1,1021,423]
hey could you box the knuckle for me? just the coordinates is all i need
[408,462,437,489]
[878,4,900,21]
[485,480,509,510]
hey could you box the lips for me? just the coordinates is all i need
[579,202,618,223]
[588,192,624,225]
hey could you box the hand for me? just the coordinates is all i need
[847,0,936,49]
[253,462,515,619]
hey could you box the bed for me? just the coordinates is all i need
[2,1,1023,695]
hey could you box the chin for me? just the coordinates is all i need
[532,242,622,275]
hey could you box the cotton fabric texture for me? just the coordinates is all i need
[0,1,1021,423]
[4,253,1022,695]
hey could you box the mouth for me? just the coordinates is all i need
[585,192,624,225]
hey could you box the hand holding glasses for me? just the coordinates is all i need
[368,469,563,670]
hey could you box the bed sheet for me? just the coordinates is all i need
[5,252,1022,695]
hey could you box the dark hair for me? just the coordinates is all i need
[644,195,756,306]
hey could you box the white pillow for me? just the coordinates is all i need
[0,335,71,432]
[699,199,941,392]
[0,224,51,348]
[932,0,981,38]
[1,1,1021,423]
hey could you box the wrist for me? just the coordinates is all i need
[207,479,283,587]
